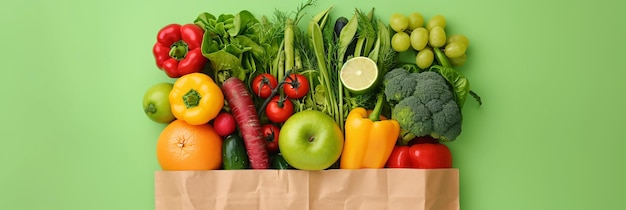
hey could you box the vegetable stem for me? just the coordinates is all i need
[295,50,302,71]
[271,40,285,78]
[183,89,201,108]
[338,69,344,130]
[434,47,452,68]
[258,70,292,116]
[309,22,339,124]
[469,90,483,106]
[368,94,384,121]
[334,14,360,130]
[169,41,188,60]
[354,38,365,57]
[285,18,295,72]
[277,50,285,82]
[144,103,156,114]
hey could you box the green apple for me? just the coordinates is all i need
[278,110,344,170]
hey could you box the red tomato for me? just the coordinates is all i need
[265,96,294,123]
[262,124,280,152]
[283,73,309,99]
[251,73,278,98]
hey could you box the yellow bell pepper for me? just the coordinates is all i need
[169,73,224,125]
[340,94,400,169]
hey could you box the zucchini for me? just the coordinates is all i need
[222,134,250,170]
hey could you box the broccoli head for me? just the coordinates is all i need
[388,70,462,142]
[383,68,421,105]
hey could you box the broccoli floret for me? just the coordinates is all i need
[387,70,463,142]
[431,101,462,142]
[413,71,454,105]
[392,96,433,136]
[383,68,420,105]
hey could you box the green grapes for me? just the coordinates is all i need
[426,14,446,30]
[447,34,470,47]
[449,53,467,67]
[444,42,467,58]
[407,12,424,30]
[388,13,470,69]
[428,26,446,48]
[391,32,411,52]
[410,27,429,51]
[416,47,434,69]
[390,13,409,32]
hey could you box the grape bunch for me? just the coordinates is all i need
[389,13,469,69]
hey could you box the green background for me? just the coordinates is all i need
[1,0,624,209]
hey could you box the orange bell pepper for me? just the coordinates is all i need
[340,94,400,169]
[169,73,224,125]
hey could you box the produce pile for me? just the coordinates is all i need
[142,0,482,171]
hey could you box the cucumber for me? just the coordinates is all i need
[271,153,293,170]
[222,134,250,170]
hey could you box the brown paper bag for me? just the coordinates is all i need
[155,169,459,210]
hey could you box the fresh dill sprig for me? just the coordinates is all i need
[293,0,316,25]
[295,28,315,70]
[355,9,377,40]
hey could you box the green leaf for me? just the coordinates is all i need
[300,69,320,88]
[203,50,246,84]
[368,34,380,62]
[234,35,265,61]
[355,8,376,56]
[375,19,397,77]
[203,19,221,35]
[314,84,327,105]
[337,13,358,64]
[395,62,420,73]
[377,20,391,53]
[245,53,256,76]
[429,65,470,109]
[194,12,216,30]
[201,31,220,55]
[217,14,234,23]
[221,44,250,57]
[214,22,227,37]
[243,24,261,42]
[310,5,333,29]
[228,10,259,37]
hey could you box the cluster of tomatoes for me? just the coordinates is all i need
[250,72,309,152]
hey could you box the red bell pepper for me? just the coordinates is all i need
[386,136,453,169]
[152,24,207,78]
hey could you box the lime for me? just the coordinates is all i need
[340,57,379,94]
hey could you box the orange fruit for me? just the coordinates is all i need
[156,119,223,170]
